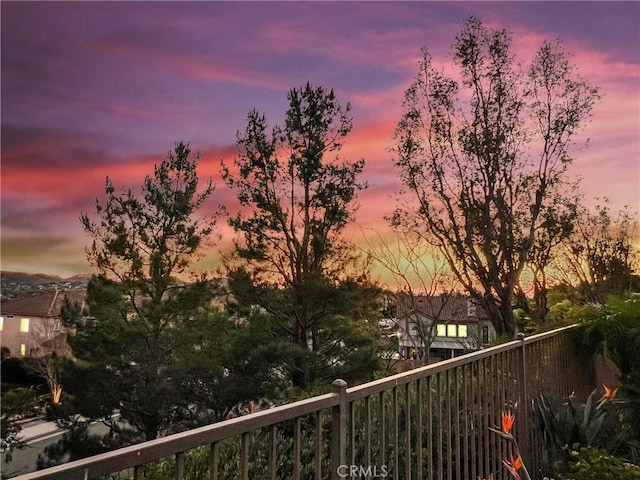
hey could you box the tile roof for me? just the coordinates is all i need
[0,290,86,318]
[397,293,489,323]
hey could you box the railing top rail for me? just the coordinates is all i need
[347,324,578,401]
[520,324,577,345]
[14,392,339,480]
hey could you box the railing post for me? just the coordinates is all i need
[331,379,348,480]
[518,333,530,462]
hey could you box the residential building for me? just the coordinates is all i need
[0,289,85,358]
[392,293,496,362]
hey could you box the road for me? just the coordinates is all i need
[1,420,113,478]
[2,430,64,478]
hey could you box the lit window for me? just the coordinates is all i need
[459,325,468,338]
[20,318,30,333]
[0,316,3,331]
[20,344,26,356]
[437,324,446,337]
[447,324,457,337]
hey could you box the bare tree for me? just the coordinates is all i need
[555,199,638,301]
[28,313,67,404]
[364,227,460,365]
[391,17,599,338]
[30,355,63,405]
[525,196,579,323]
[365,227,457,296]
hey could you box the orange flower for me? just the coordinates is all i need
[501,411,515,434]
[512,456,523,470]
[603,385,619,401]
[502,456,523,480]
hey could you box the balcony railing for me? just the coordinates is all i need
[14,325,592,480]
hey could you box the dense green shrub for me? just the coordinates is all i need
[0,357,46,390]
[556,445,640,480]
[578,293,640,444]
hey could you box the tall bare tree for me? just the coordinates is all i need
[391,17,599,338]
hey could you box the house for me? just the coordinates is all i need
[0,289,85,358]
[392,293,496,362]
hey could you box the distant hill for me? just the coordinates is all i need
[1,271,90,300]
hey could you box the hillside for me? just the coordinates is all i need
[0,271,90,300]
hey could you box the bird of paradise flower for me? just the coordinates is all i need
[479,385,619,480]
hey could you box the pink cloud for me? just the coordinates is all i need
[2,2,637,277]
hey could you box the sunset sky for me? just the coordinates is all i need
[2,1,639,278]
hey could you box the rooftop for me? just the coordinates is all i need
[0,290,86,318]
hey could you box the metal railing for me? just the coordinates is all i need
[14,325,592,480]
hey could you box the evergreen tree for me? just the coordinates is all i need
[222,84,382,390]
[57,143,267,450]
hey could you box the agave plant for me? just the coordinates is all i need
[534,386,619,455]
[483,387,620,480]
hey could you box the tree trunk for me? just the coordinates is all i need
[291,316,311,389]
[533,281,548,325]
[480,294,516,340]
[500,299,516,340]
[144,415,159,441]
